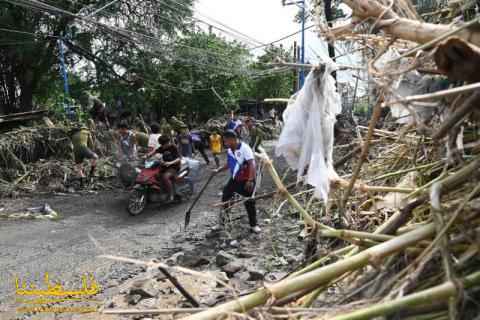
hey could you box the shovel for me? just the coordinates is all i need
[184,171,216,230]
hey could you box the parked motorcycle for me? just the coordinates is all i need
[121,159,196,216]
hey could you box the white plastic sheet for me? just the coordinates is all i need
[276,60,342,201]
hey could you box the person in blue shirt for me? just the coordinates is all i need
[226,111,243,138]
[214,130,261,233]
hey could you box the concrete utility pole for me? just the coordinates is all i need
[293,41,298,92]
[283,0,306,89]
[324,0,336,81]
[300,0,306,88]
[57,39,70,110]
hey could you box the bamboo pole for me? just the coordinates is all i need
[318,229,394,242]
[341,94,385,210]
[103,308,205,315]
[334,178,416,194]
[384,82,480,106]
[289,192,432,280]
[256,148,331,230]
[367,161,442,183]
[181,224,436,320]
[321,271,480,320]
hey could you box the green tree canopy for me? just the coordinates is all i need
[0,0,193,113]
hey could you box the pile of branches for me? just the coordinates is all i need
[0,125,119,197]
[102,1,480,319]
[204,115,277,139]
[0,157,118,197]
[0,127,72,181]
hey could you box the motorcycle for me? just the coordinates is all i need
[121,159,195,216]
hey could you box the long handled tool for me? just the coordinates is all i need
[184,171,216,230]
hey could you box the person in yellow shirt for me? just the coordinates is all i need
[71,126,98,180]
[209,130,222,168]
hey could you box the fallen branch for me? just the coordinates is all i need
[334,145,362,168]
[341,94,385,210]
[181,224,436,320]
[158,266,200,307]
[321,271,480,320]
[257,148,324,229]
[432,90,480,141]
[383,82,480,106]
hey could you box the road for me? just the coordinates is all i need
[0,165,226,317]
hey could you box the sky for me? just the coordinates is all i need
[195,0,361,86]
[195,0,318,59]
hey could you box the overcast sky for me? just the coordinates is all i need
[195,0,315,57]
[194,0,360,85]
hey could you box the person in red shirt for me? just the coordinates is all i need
[146,135,181,202]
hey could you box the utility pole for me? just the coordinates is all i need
[299,0,306,88]
[293,41,298,93]
[57,38,71,116]
[282,0,306,89]
[324,0,336,81]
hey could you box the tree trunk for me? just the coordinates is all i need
[18,69,34,112]
[336,0,480,47]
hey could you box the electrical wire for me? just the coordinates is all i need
[5,0,248,62]
[161,0,266,46]
[2,0,294,92]
[249,24,315,51]
[0,27,58,39]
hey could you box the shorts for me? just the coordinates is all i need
[74,146,98,164]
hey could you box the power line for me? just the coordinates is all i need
[249,24,315,51]
[1,1,293,92]
[0,27,58,39]
[7,0,271,68]
[85,0,121,18]
[5,0,249,62]
[162,0,265,46]
[154,0,259,47]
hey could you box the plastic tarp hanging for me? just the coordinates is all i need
[276,61,341,201]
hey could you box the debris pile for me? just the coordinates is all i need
[0,126,119,197]
[204,115,277,139]
[100,0,480,318]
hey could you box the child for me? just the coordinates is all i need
[209,130,222,168]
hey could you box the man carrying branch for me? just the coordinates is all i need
[214,130,261,234]
[71,125,98,183]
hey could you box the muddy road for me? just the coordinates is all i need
[0,164,229,314]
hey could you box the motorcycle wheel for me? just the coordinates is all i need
[184,180,195,200]
[128,190,147,216]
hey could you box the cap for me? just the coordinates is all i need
[223,129,238,139]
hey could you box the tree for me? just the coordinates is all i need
[131,31,253,122]
[248,46,295,100]
[0,0,193,114]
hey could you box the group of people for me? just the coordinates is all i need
[71,111,266,233]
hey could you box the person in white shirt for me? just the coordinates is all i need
[148,123,162,152]
[214,130,261,233]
